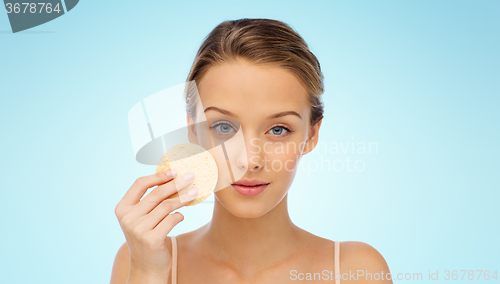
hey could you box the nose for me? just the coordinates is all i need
[235,135,264,172]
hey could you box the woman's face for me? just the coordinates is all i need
[187,57,321,218]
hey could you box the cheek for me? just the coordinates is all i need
[264,145,301,175]
[209,146,233,193]
[194,125,236,194]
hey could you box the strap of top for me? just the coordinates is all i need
[170,236,177,284]
[334,241,340,284]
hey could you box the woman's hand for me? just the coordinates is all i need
[114,170,198,282]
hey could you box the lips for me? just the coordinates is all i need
[231,179,270,197]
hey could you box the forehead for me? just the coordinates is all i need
[196,58,310,120]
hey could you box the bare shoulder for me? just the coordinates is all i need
[110,241,130,284]
[109,239,175,284]
[339,241,393,283]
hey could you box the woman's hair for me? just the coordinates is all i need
[185,18,324,126]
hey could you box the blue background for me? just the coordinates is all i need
[1,0,498,283]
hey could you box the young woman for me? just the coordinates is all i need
[111,18,392,284]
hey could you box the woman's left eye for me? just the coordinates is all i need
[267,126,292,136]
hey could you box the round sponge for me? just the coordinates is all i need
[156,143,218,206]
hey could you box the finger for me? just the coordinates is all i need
[130,172,195,217]
[118,170,177,210]
[153,212,185,239]
[139,188,198,231]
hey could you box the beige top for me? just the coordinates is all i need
[170,235,341,284]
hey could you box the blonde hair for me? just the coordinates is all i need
[186,18,324,126]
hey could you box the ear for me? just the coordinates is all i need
[302,118,322,155]
[187,114,198,144]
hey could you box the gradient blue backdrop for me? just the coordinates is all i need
[1,0,498,283]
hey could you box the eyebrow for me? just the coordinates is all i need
[204,106,302,120]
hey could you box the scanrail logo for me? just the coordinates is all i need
[128,81,249,200]
[4,0,78,33]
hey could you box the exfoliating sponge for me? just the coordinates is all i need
[156,143,218,206]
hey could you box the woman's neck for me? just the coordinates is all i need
[200,194,304,274]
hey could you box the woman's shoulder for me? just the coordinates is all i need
[338,241,387,261]
[337,241,392,283]
[110,241,130,284]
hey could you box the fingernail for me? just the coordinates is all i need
[183,172,195,181]
[169,170,177,177]
[187,187,198,197]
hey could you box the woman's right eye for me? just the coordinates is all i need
[211,123,236,135]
